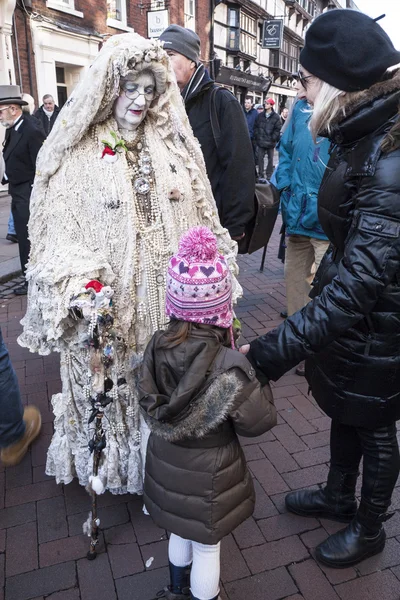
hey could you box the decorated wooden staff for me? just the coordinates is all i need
[70,280,116,560]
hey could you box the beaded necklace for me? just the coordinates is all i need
[123,127,170,332]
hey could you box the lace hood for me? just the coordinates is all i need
[34,33,188,191]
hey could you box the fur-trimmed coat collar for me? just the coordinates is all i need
[142,370,242,442]
[328,69,400,145]
[139,329,254,442]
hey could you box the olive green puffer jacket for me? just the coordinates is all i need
[139,329,276,545]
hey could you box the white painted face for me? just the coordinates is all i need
[113,72,156,131]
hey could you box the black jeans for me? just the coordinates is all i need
[10,181,32,276]
[257,147,274,179]
[0,327,25,448]
[330,420,400,510]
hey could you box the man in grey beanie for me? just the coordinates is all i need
[160,24,255,242]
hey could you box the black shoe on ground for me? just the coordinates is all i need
[315,518,386,568]
[153,562,191,599]
[6,233,18,243]
[280,309,288,318]
[285,470,358,523]
[14,283,28,296]
[295,361,305,377]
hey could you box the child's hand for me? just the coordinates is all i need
[239,344,250,355]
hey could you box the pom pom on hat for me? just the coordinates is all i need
[178,226,218,262]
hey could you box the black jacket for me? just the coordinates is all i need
[248,70,400,428]
[183,66,255,238]
[34,105,60,137]
[3,114,46,187]
[254,109,282,149]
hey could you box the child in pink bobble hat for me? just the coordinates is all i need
[139,226,276,600]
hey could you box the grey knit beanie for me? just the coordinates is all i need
[159,25,200,64]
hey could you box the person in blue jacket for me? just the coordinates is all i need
[273,95,330,375]
[243,96,258,142]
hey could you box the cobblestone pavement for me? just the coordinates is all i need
[0,276,26,299]
[1,221,400,600]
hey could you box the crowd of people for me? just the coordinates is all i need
[0,8,399,600]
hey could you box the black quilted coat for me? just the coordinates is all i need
[253,109,282,149]
[139,329,276,544]
[248,70,400,429]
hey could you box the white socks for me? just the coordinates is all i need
[168,533,221,600]
[168,533,192,566]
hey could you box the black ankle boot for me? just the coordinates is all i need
[155,562,191,599]
[285,469,358,522]
[315,499,393,568]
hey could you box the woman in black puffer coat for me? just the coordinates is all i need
[242,9,400,569]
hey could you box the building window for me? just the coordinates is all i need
[227,7,240,51]
[46,0,83,17]
[107,0,127,23]
[56,66,68,108]
[240,13,257,36]
[51,0,75,7]
[240,13,257,57]
[297,0,316,17]
[184,0,196,31]
[240,31,256,57]
[270,37,300,74]
[227,9,257,58]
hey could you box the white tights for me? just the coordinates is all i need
[168,533,221,600]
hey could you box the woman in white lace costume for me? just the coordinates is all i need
[18,33,240,495]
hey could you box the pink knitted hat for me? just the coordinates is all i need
[165,226,233,329]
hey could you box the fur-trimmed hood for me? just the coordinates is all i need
[142,370,242,442]
[139,329,259,443]
[327,69,400,145]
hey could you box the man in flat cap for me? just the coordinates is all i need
[0,85,45,295]
[160,25,255,243]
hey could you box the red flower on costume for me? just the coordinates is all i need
[101,146,116,159]
[85,280,104,293]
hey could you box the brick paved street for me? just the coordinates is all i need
[0,220,399,600]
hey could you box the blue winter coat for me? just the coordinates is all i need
[243,107,258,139]
[274,99,329,240]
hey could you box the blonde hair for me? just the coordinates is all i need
[308,81,345,141]
[309,78,399,153]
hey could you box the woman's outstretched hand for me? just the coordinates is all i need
[239,344,250,355]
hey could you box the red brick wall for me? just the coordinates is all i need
[12,6,39,102]
[161,0,212,65]
[11,0,212,105]
[196,0,211,66]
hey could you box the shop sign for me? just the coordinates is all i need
[217,66,271,93]
[147,10,169,38]
[262,19,283,49]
